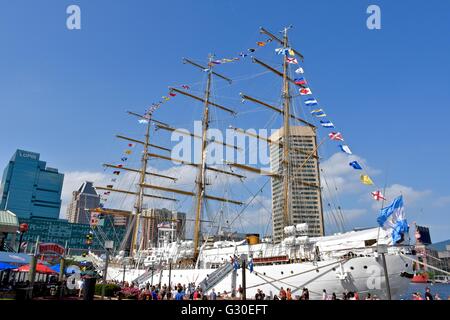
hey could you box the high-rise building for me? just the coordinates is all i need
[18,215,126,255]
[270,126,324,242]
[0,150,64,219]
[140,208,186,248]
[66,181,100,224]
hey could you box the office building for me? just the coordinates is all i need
[18,215,126,255]
[270,126,324,242]
[140,208,186,248]
[0,150,63,219]
[66,181,100,224]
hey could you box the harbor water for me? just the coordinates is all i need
[399,283,450,300]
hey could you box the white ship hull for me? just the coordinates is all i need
[107,253,413,300]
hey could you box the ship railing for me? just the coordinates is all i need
[319,244,413,258]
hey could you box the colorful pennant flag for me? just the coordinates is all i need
[169,93,176,97]
[117,164,123,168]
[138,119,149,124]
[371,190,386,201]
[181,85,190,90]
[288,49,295,56]
[286,57,298,64]
[299,88,312,95]
[360,174,374,185]
[349,161,363,170]
[295,67,304,74]
[339,145,352,154]
[113,171,121,175]
[328,132,344,141]
[111,178,117,182]
[310,109,326,117]
[294,78,307,85]
[304,98,318,106]
[121,157,128,162]
[257,41,266,47]
[124,150,132,155]
[128,143,135,148]
[320,120,334,128]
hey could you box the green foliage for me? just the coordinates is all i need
[94,283,121,297]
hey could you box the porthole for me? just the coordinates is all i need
[281,271,284,275]
[363,266,368,269]
[291,271,294,274]
[332,268,336,271]
[263,272,266,276]
[405,264,409,268]
[350,266,354,270]
[316,269,319,273]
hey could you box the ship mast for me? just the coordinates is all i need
[281,26,292,228]
[235,26,326,241]
[193,54,213,260]
[130,113,152,256]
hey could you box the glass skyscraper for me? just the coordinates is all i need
[0,149,64,219]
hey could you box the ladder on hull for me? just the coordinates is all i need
[198,262,234,293]
[133,266,159,286]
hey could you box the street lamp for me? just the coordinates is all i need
[17,223,29,253]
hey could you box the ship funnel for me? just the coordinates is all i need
[245,234,260,245]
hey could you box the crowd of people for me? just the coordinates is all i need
[85,279,448,301]
[411,287,442,300]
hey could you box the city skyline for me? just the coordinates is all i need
[0,1,449,242]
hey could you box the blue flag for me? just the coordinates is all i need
[377,195,409,243]
[248,259,254,273]
[320,120,334,128]
[233,260,240,271]
[349,161,363,170]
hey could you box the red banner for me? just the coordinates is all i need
[38,243,65,256]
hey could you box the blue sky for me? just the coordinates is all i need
[0,0,449,242]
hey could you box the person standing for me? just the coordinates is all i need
[279,287,287,300]
[322,289,328,300]
[209,288,217,300]
[238,285,244,300]
[286,288,292,300]
[425,287,433,300]
[175,288,185,300]
[77,278,84,298]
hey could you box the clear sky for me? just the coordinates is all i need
[0,0,449,242]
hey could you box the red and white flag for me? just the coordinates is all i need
[299,88,312,95]
[371,191,386,201]
[328,132,344,141]
[286,57,298,64]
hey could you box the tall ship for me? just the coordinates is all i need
[88,26,415,300]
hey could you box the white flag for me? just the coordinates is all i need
[339,145,352,155]
[295,67,304,74]
[299,88,312,95]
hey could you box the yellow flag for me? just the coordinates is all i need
[125,150,132,155]
[288,49,295,56]
[360,174,374,185]
[256,41,266,47]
